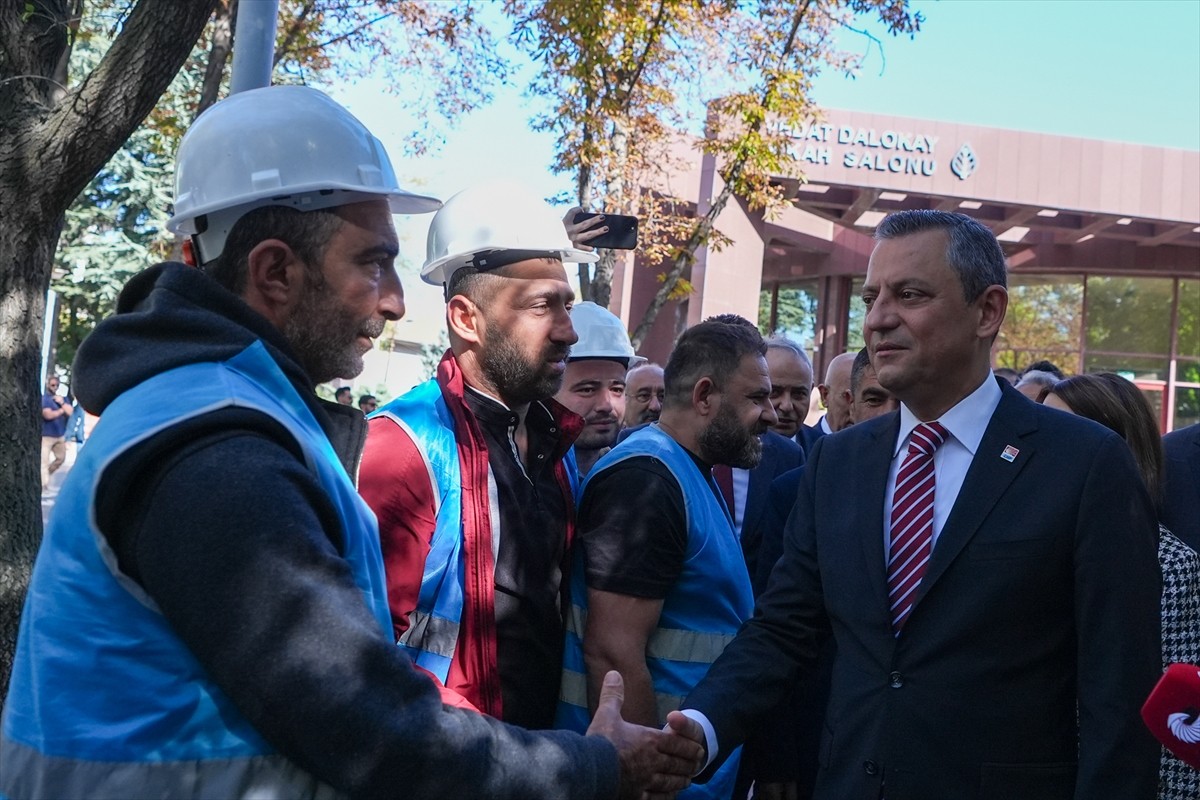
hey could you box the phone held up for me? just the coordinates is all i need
[572,211,639,250]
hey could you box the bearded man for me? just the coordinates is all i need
[556,314,777,800]
[359,183,596,731]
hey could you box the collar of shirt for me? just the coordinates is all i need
[893,373,1002,457]
[819,414,833,435]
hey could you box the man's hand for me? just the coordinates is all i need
[663,710,705,754]
[586,671,704,800]
[562,206,607,251]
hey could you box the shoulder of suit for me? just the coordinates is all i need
[762,429,802,454]
[1163,423,1200,456]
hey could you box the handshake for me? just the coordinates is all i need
[584,671,707,800]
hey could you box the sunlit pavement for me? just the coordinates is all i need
[40,448,76,527]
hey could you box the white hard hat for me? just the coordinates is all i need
[569,302,646,369]
[421,181,598,286]
[167,85,441,263]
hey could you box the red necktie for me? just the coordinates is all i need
[713,463,736,521]
[887,421,948,635]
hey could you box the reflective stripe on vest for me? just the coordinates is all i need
[0,342,387,800]
[0,738,343,800]
[555,425,753,799]
[376,380,467,683]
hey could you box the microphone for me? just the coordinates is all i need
[1143,663,1200,770]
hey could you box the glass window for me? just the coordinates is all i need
[847,277,866,352]
[1136,384,1166,433]
[1177,279,1198,359]
[1082,353,1170,383]
[1085,276,1173,358]
[760,280,819,349]
[1175,378,1200,431]
[994,275,1083,373]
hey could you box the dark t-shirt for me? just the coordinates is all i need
[578,448,719,599]
[463,388,571,730]
[42,392,68,438]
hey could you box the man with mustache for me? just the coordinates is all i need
[764,336,814,440]
[557,314,777,800]
[624,362,666,427]
[359,183,595,731]
[554,302,645,477]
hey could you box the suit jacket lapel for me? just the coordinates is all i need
[859,415,901,611]
[915,386,1038,603]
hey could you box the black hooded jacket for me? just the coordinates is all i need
[69,263,619,800]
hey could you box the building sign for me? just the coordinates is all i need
[787,121,976,181]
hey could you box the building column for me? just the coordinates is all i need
[690,151,766,326]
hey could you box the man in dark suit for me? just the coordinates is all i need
[1162,422,1200,550]
[674,210,1161,799]
[764,337,814,441]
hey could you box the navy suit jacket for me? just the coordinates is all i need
[796,420,826,459]
[738,431,803,582]
[1162,422,1200,551]
[685,380,1162,800]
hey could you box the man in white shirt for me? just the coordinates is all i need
[675,209,1161,800]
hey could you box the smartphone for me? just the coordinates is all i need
[572,212,639,250]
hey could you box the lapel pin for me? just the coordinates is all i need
[1001,445,1019,462]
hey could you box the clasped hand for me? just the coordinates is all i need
[585,670,707,800]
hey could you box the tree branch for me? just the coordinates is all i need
[631,0,813,348]
[33,0,219,213]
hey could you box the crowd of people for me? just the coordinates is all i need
[5,85,1198,800]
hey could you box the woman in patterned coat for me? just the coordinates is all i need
[1045,372,1200,800]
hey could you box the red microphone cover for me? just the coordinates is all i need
[1143,663,1200,771]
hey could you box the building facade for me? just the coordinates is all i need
[609,109,1200,431]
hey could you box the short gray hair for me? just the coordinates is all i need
[765,336,812,370]
[874,210,1007,302]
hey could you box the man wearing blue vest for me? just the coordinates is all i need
[1,87,702,800]
[558,314,778,800]
[360,183,600,730]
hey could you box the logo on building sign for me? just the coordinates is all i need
[951,143,977,180]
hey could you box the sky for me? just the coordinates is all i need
[327,0,1200,323]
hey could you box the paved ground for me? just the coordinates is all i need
[40,447,76,527]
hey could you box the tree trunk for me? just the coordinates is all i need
[589,115,627,311]
[0,0,218,706]
[196,0,237,120]
[630,168,741,350]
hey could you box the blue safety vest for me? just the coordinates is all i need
[556,425,753,800]
[374,379,580,685]
[0,342,391,800]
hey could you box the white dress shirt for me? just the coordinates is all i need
[683,374,1004,770]
[730,467,750,537]
[883,374,1002,558]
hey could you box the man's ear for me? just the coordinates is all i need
[976,285,1008,341]
[446,294,484,346]
[692,376,718,417]
[243,239,306,325]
